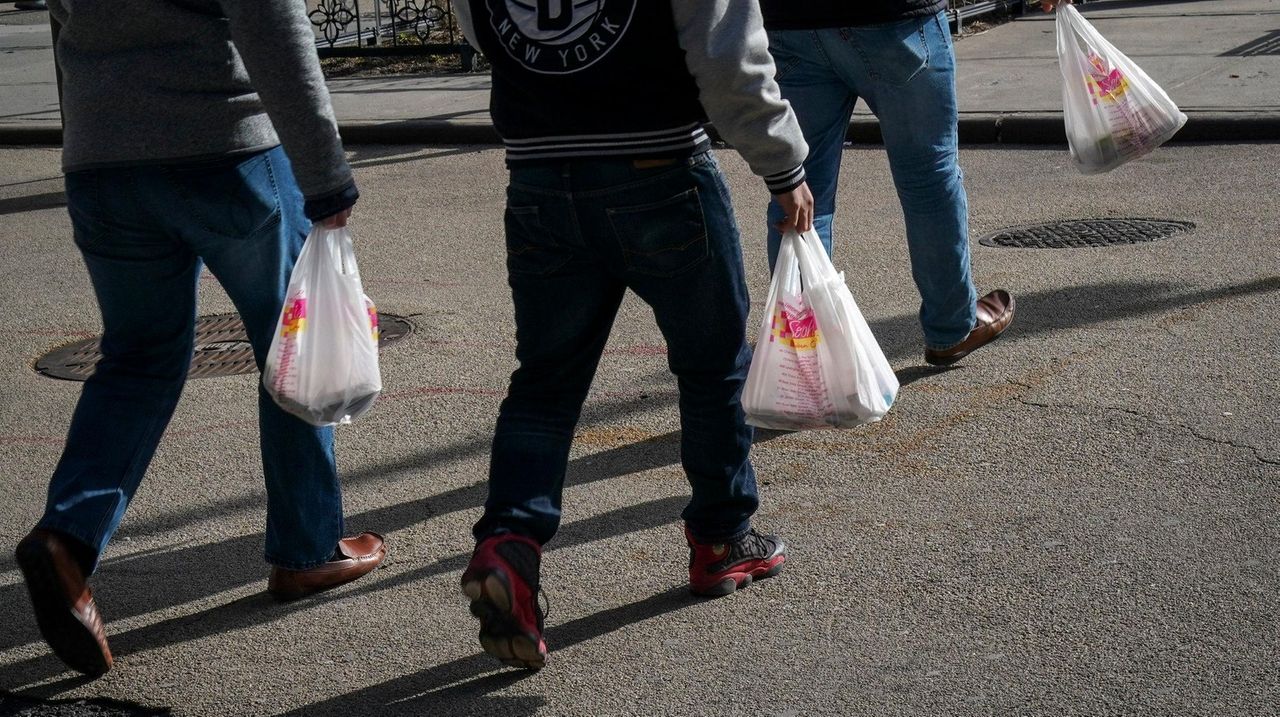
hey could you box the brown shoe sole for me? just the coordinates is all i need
[15,540,112,677]
[924,325,1009,366]
[924,296,1016,367]
[267,544,387,602]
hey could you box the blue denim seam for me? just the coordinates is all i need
[82,360,188,550]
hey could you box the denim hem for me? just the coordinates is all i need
[686,521,752,545]
[473,524,544,547]
[264,552,336,572]
[925,329,976,352]
[33,518,103,573]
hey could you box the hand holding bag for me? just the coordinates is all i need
[1056,5,1187,174]
[263,226,382,426]
[743,230,898,431]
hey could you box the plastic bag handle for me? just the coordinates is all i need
[789,229,836,288]
[319,227,362,279]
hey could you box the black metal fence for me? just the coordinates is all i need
[305,0,1031,71]
[308,0,476,69]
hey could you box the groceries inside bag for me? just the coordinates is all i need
[1056,4,1187,174]
[263,226,382,427]
[743,230,898,431]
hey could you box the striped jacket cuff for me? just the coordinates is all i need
[505,123,710,162]
[764,164,806,194]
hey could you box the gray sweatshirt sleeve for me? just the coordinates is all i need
[218,0,354,200]
[670,0,808,193]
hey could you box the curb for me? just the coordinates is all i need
[3,113,1279,147]
[338,119,500,145]
[845,113,1280,145]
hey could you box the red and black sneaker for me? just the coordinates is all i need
[686,526,786,597]
[460,533,548,670]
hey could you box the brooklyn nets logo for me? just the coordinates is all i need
[487,0,637,74]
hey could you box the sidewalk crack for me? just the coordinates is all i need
[1010,387,1279,467]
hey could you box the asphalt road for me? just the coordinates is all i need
[0,143,1277,716]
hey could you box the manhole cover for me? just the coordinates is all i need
[978,218,1194,249]
[35,312,413,382]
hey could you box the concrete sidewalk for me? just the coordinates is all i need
[1,0,1278,144]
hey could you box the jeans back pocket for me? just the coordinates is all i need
[164,151,281,240]
[505,204,574,276]
[606,188,709,279]
[844,17,931,87]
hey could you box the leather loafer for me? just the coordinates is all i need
[924,289,1015,366]
[14,529,113,676]
[267,532,387,602]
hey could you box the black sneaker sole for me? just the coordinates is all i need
[461,570,546,670]
[14,541,111,677]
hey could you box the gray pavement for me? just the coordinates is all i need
[0,141,1277,715]
[2,0,1280,142]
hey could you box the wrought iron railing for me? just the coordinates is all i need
[309,0,475,68]
[307,0,1033,71]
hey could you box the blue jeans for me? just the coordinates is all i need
[474,152,759,545]
[766,12,979,349]
[39,146,343,571]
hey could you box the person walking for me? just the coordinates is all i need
[760,0,1015,366]
[452,0,814,670]
[15,0,386,677]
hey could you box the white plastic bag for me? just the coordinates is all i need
[263,226,382,426]
[1056,5,1187,174]
[743,230,898,431]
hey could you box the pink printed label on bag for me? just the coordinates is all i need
[1080,48,1172,160]
[272,291,306,401]
[1085,50,1130,104]
[759,296,834,426]
[280,296,307,337]
[771,302,820,351]
[365,298,380,342]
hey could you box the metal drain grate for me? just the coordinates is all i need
[978,218,1195,249]
[36,312,413,382]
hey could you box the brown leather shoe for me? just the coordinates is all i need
[14,529,113,676]
[924,289,1016,366]
[267,532,386,602]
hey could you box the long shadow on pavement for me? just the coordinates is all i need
[3,496,691,696]
[0,426,759,691]
[27,274,1275,557]
[269,587,697,717]
[3,275,1276,690]
[0,190,64,215]
[0,389,682,651]
[6,276,1277,650]
[346,146,485,170]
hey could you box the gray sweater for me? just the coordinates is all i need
[47,0,352,202]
